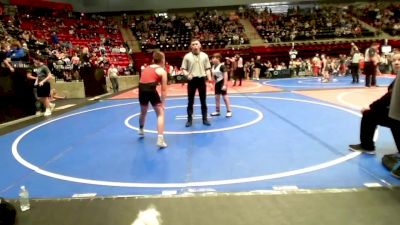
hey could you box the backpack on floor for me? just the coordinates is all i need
[0,197,16,225]
[382,154,400,171]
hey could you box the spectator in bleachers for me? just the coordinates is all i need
[171,66,181,77]
[52,52,65,80]
[111,45,120,53]
[51,32,59,45]
[119,45,126,53]
[124,63,135,75]
[99,44,106,55]
[68,26,75,35]
[71,52,80,80]
[7,40,25,61]
[1,42,14,72]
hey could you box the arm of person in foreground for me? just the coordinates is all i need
[367,80,395,112]
[3,58,14,72]
[158,67,168,107]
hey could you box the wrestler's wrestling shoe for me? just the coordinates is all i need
[157,135,167,148]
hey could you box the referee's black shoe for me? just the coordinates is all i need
[203,119,211,126]
[185,120,192,127]
[349,144,375,154]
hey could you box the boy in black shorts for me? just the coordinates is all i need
[26,54,55,116]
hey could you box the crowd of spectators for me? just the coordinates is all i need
[0,8,133,82]
[131,10,249,51]
[249,5,373,43]
[351,3,400,36]
[239,49,394,80]
[2,3,399,80]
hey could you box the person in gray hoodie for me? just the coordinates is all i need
[389,52,400,122]
[388,51,400,178]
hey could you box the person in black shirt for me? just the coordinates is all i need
[349,49,400,156]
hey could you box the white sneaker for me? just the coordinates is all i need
[50,103,56,111]
[35,111,43,116]
[210,112,221,116]
[157,136,167,148]
[226,111,232,117]
[44,109,52,116]
[138,128,144,136]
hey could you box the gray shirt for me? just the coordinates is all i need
[181,52,211,77]
[33,65,51,82]
[389,73,400,121]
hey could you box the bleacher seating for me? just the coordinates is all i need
[351,3,400,36]
[249,6,374,43]
[17,12,130,68]
[131,11,249,52]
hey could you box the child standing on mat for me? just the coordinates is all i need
[210,53,232,118]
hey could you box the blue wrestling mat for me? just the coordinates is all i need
[0,92,399,198]
[262,76,395,91]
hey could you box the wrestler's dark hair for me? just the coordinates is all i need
[212,53,222,60]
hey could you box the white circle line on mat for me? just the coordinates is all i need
[12,96,362,188]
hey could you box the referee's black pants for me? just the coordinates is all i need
[350,63,359,83]
[187,77,207,121]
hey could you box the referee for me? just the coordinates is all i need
[181,40,213,127]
